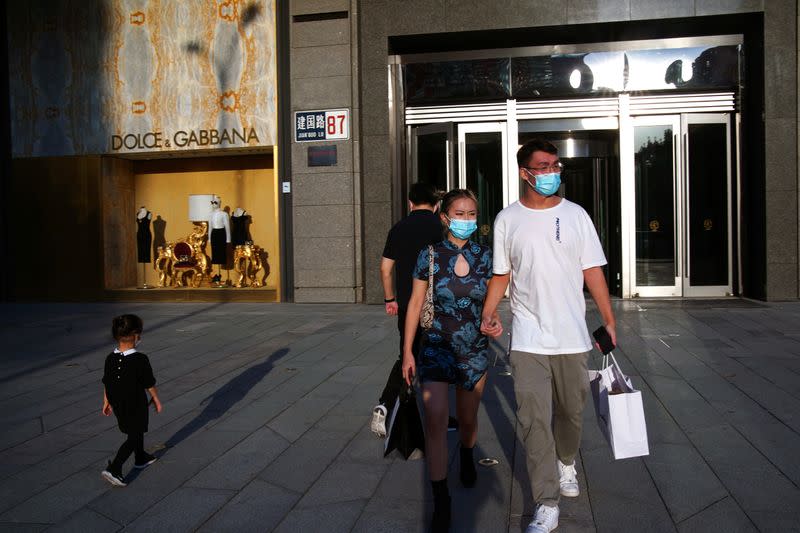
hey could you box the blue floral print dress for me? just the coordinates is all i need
[413,239,493,390]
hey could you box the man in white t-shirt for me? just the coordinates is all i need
[480,139,617,533]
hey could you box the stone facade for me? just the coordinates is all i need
[289,1,363,302]
[287,0,798,302]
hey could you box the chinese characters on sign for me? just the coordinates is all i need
[294,109,350,142]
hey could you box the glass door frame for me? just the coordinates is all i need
[410,123,456,191]
[457,122,509,207]
[681,112,733,297]
[627,114,684,297]
[625,113,733,298]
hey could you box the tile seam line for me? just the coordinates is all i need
[0,318,290,429]
[619,317,790,525]
[267,361,394,531]
[73,505,124,530]
[0,314,388,500]
[0,311,279,402]
[671,494,735,527]
[612,313,743,491]
[0,326,313,454]
[678,310,800,440]
[681,342,800,434]
[0,322,333,473]
[578,449,598,532]
[206,324,391,449]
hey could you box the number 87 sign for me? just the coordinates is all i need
[294,109,350,142]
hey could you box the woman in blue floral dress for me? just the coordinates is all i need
[402,189,503,532]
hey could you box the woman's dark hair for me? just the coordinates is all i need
[112,314,143,340]
[440,188,478,216]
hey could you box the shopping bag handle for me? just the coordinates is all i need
[400,384,416,401]
[601,351,623,373]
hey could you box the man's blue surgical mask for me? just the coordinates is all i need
[527,171,561,197]
[447,217,478,239]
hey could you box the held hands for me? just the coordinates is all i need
[385,301,399,316]
[102,402,112,416]
[402,351,416,387]
[480,311,503,338]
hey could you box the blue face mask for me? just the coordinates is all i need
[446,217,478,239]
[527,171,561,196]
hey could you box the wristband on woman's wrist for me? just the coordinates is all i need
[384,297,396,303]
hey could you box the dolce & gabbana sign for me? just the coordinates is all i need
[111,127,261,153]
[8,1,277,158]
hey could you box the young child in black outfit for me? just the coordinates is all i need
[101,314,163,487]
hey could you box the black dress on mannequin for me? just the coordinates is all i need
[136,213,152,263]
[211,229,227,264]
[231,212,248,246]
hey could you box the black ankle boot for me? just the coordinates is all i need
[460,445,476,488]
[431,494,450,532]
[431,478,450,532]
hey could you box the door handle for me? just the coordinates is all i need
[683,132,689,280]
[672,134,678,279]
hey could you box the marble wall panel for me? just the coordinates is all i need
[7,0,277,157]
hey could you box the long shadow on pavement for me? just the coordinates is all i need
[125,347,289,483]
[163,347,289,449]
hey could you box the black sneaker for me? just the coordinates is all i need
[134,453,157,469]
[101,463,126,487]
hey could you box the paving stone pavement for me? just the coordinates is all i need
[0,299,799,532]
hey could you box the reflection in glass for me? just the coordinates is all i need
[416,132,448,192]
[464,132,503,246]
[627,46,739,90]
[688,123,728,286]
[512,55,598,97]
[404,59,511,105]
[634,126,675,286]
[404,44,740,103]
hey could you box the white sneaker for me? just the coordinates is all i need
[101,469,127,487]
[526,504,559,533]
[370,404,387,437]
[558,460,579,497]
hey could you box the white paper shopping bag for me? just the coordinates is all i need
[588,352,649,460]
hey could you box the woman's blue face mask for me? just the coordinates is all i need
[445,216,478,239]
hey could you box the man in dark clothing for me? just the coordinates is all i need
[371,182,443,437]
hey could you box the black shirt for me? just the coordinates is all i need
[382,209,442,310]
[103,349,156,433]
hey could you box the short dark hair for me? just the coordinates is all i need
[408,182,440,206]
[517,139,558,168]
[112,314,143,340]
[440,188,478,216]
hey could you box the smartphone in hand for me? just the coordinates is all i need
[592,326,615,355]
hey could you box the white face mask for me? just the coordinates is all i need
[134,336,142,348]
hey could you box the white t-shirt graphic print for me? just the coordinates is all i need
[493,199,607,354]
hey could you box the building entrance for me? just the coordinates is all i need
[407,107,735,299]
[632,113,733,297]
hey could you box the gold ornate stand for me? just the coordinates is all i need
[233,243,268,288]
[152,222,268,289]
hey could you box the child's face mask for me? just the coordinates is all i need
[134,334,142,348]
